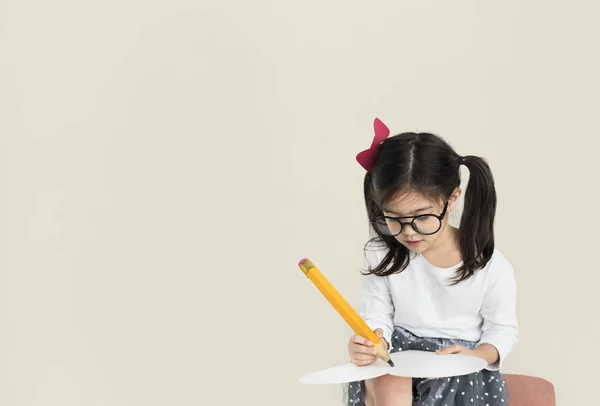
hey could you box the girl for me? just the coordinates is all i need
[345,119,518,406]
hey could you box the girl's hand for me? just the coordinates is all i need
[436,344,478,358]
[436,343,498,366]
[348,328,388,366]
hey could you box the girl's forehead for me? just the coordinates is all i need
[384,192,439,212]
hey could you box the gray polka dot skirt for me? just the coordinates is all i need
[345,326,509,406]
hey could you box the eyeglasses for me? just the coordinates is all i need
[372,202,448,236]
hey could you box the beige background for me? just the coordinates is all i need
[1,1,598,405]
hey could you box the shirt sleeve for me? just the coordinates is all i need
[358,247,395,351]
[477,263,519,371]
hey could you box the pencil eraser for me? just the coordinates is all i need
[298,258,309,266]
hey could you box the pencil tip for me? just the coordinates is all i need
[387,359,394,367]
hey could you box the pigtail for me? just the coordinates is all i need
[455,155,497,283]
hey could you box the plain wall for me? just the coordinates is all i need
[1,1,598,405]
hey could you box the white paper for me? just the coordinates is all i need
[298,350,487,384]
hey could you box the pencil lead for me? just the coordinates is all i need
[387,359,394,367]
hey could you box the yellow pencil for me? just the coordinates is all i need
[297,258,394,367]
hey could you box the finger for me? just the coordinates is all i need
[352,357,376,366]
[436,345,460,354]
[438,344,467,354]
[351,334,372,347]
[351,343,378,355]
[374,328,384,338]
[351,352,377,362]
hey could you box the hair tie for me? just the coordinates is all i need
[356,118,391,171]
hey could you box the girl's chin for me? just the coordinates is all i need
[405,246,427,254]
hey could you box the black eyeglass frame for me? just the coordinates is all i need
[371,201,449,236]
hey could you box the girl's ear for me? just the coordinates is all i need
[448,187,462,211]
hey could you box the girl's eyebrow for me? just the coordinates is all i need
[384,206,433,216]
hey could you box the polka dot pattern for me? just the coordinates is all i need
[344,326,509,405]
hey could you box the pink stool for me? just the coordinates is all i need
[504,374,555,406]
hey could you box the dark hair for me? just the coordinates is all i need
[362,132,497,284]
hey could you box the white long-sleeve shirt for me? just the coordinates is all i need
[359,240,518,371]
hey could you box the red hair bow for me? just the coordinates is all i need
[356,118,390,171]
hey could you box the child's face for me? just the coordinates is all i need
[382,190,460,253]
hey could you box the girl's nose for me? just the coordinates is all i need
[401,223,417,236]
